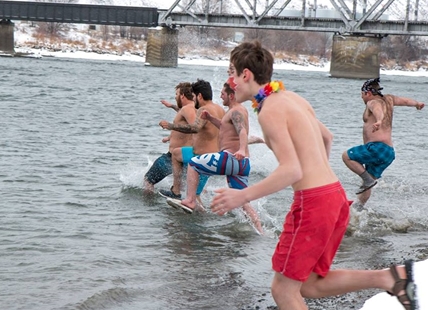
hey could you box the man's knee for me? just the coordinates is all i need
[172,148,183,162]
[271,276,282,301]
[300,273,325,298]
[271,273,301,301]
[342,150,349,162]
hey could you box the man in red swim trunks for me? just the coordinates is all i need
[211,41,418,310]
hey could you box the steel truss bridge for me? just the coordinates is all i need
[0,0,428,36]
[160,0,428,36]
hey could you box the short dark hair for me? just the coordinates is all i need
[230,40,273,85]
[192,79,213,101]
[175,82,193,100]
[223,82,234,96]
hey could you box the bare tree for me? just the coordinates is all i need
[381,35,427,64]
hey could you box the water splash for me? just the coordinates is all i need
[119,158,150,189]
[347,202,412,237]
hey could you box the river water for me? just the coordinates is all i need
[1,56,427,310]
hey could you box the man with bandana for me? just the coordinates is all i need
[342,78,425,207]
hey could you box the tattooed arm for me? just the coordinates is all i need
[231,110,248,160]
[160,108,207,133]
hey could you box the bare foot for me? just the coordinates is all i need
[195,196,206,212]
[180,198,196,211]
[142,188,155,196]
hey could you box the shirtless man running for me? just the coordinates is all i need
[159,79,225,199]
[211,41,417,310]
[342,78,425,207]
[143,82,196,192]
[167,78,263,234]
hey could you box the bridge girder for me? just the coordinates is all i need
[159,0,428,36]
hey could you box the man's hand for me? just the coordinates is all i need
[161,100,173,108]
[416,102,425,110]
[211,188,246,215]
[201,110,211,120]
[372,120,381,132]
[162,136,170,143]
[159,120,171,130]
[233,150,245,160]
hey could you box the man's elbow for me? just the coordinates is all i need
[324,131,333,144]
[291,167,304,184]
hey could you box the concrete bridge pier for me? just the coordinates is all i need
[0,19,15,54]
[330,35,381,79]
[145,27,178,67]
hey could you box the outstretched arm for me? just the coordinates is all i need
[160,108,207,133]
[248,135,265,144]
[392,95,424,110]
[201,110,221,128]
[161,100,179,112]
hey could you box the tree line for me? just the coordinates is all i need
[32,20,428,67]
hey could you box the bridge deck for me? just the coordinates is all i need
[0,1,158,27]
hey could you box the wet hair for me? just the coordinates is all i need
[223,77,235,96]
[223,82,234,96]
[230,40,273,85]
[361,78,384,97]
[192,79,213,101]
[175,82,193,100]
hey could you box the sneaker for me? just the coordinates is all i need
[159,186,181,199]
[356,180,377,195]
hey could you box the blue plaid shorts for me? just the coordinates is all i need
[347,142,395,178]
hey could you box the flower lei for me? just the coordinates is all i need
[251,80,285,114]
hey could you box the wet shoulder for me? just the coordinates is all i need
[212,102,226,117]
[265,90,311,111]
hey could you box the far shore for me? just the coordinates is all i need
[3,46,428,77]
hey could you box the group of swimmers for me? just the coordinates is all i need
[144,40,424,310]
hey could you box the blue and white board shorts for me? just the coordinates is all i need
[189,151,251,190]
[347,142,395,179]
[181,146,209,195]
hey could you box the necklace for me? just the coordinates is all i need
[251,80,285,114]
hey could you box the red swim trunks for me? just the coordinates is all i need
[272,181,352,282]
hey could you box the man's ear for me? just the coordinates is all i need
[242,68,252,81]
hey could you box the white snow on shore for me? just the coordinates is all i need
[11,45,428,78]
[10,46,428,78]
[7,20,428,77]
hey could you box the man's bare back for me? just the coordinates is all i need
[192,103,225,154]
[260,90,338,192]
